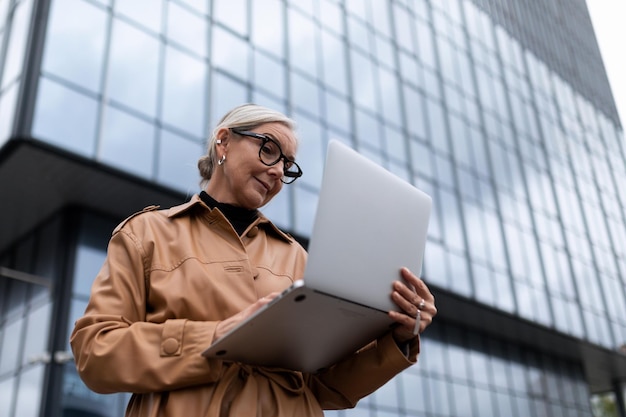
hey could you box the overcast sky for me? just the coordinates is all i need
[586,0,626,129]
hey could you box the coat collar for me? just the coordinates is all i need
[167,194,295,244]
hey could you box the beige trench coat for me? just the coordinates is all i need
[70,195,419,417]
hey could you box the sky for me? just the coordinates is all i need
[586,0,626,129]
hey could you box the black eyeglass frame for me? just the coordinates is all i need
[230,128,303,184]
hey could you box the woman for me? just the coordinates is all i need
[70,103,437,416]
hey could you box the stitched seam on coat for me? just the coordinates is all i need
[255,265,296,282]
[148,256,249,273]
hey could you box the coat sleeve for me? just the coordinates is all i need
[69,227,224,394]
[304,332,420,409]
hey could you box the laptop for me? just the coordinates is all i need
[201,139,432,372]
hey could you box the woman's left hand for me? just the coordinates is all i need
[389,267,437,343]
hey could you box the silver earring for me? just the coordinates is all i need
[218,155,226,165]
[216,139,222,144]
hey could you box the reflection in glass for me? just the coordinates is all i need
[157,130,204,191]
[0,377,15,417]
[21,303,51,367]
[294,185,318,237]
[262,183,291,229]
[166,2,207,57]
[209,72,247,130]
[13,366,44,417]
[371,379,398,409]
[291,71,320,119]
[254,51,286,100]
[211,26,249,82]
[350,50,376,111]
[0,319,22,375]
[377,66,401,126]
[321,30,348,94]
[423,242,448,288]
[32,78,98,157]
[162,46,207,136]
[251,0,283,57]
[116,0,162,33]
[288,10,318,77]
[107,19,159,117]
[42,0,107,92]
[354,108,381,150]
[449,250,471,296]
[72,244,107,298]
[451,381,472,417]
[99,106,156,178]
[401,372,428,412]
[0,82,18,145]
[215,0,246,36]
[429,377,452,416]
[426,98,449,154]
[1,0,31,89]
[292,115,324,188]
[323,91,350,132]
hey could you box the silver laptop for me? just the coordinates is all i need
[202,140,432,372]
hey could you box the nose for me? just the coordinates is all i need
[266,159,285,179]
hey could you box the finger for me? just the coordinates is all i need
[389,310,421,342]
[413,310,421,335]
[391,290,420,318]
[392,280,421,306]
[400,268,435,303]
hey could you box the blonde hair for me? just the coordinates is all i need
[198,103,298,187]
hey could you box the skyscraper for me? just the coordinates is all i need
[1,0,625,416]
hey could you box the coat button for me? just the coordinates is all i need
[247,226,259,238]
[162,338,180,355]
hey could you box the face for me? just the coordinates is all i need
[205,122,298,209]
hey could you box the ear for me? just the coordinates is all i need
[215,128,230,147]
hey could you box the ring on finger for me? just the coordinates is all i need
[413,310,421,335]
[418,298,426,310]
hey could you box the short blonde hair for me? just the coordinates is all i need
[198,103,298,187]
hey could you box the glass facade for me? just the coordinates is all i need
[0,0,625,416]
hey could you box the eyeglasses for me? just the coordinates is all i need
[230,129,303,184]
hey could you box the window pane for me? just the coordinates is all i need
[0,319,23,375]
[99,106,156,178]
[288,10,318,76]
[166,2,207,57]
[254,51,286,100]
[116,0,163,33]
[1,0,31,88]
[215,0,246,36]
[157,130,204,190]
[72,244,107,298]
[321,30,347,94]
[32,78,98,157]
[162,47,207,136]
[13,366,44,417]
[211,26,249,82]
[21,303,51,367]
[0,82,18,144]
[107,19,159,116]
[350,50,376,111]
[42,0,107,92]
[0,378,15,417]
[209,72,247,129]
[251,0,284,58]
[294,185,318,236]
[291,71,320,118]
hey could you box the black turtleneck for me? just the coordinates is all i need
[200,191,259,236]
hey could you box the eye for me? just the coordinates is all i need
[260,139,280,157]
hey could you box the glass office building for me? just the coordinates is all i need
[1,0,625,416]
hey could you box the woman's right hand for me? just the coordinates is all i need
[213,292,280,342]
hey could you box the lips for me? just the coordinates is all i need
[255,177,271,192]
